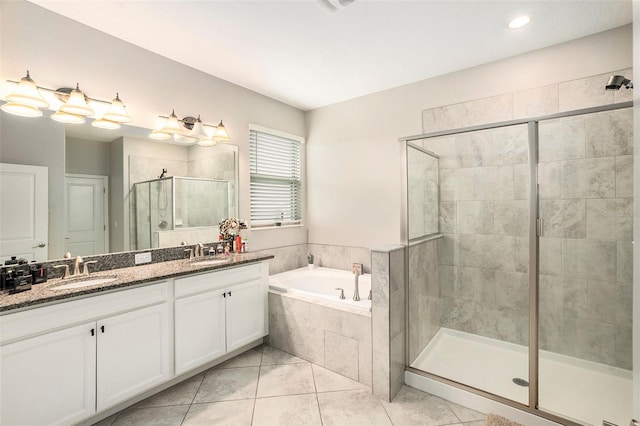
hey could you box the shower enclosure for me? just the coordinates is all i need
[133,176,232,249]
[402,102,634,425]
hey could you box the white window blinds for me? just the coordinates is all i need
[249,129,302,227]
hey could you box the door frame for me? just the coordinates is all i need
[400,100,635,425]
[64,173,109,255]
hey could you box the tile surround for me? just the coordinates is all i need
[416,70,633,369]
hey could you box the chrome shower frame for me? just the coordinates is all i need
[399,100,633,426]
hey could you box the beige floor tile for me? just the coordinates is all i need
[381,385,461,426]
[110,405,190,426]
[135,373,204,408]
[312,364,369,393]
[217,348,263,369]
[182,400,254,426]
[253,394,322,426]
[193,367,259,403]
[91,413,119,426]
[317,389,392,425]
[257,363,316,398]
[446,399,486,422]
[463,421,486,426]
[262,345,308,365]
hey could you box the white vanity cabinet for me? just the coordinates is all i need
[0,260,269,425]
[96,303,171,410]
[0,322,97,426]
[174,263,267,374]
[0,281,171,426]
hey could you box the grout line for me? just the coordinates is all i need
[251,351,263,425]
[378,397,395,426]
[310,363,324,426]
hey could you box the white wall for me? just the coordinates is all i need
[66,137,111,176]
[0,0,307,251]
[305,25,633,248]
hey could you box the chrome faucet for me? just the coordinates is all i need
[195,242,205,258]
[352,263,363,301]
[73,256,83,277]
[82,260,98,276]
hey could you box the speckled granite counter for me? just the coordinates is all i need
[0,253,273,313]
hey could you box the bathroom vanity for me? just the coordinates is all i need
[0,255,271,425]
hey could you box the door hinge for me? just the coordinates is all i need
[536,218,544,237]
[103,187,106,194]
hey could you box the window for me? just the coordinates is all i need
[249,126,303,227]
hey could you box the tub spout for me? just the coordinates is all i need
[352,263,363,301]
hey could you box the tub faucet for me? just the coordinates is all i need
[352,263,363,301]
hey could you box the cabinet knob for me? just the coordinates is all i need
[227,291,231,297]
[90,328,95,336]
[223,292,226,298]
[100,325,105,333]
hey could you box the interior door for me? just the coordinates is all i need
[65,174,108,256]
[0,163,48,262]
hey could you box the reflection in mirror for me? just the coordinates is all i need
[0,110,239,262]
[132,176,233,250]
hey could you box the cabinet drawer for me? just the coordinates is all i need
[0,281,169,344]
[175,264,262,298]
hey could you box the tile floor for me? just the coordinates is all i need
[95,345,486,426]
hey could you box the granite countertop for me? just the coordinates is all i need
[0,253,273,313]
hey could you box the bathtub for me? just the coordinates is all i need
[269,267,371,313]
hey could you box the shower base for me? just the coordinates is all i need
[411,328,632,426]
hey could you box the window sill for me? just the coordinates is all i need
[251,224,305,231]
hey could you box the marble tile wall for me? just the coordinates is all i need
[306,244,372,274]
[422,68,633,133]
[267,292,373,387]
[537,108,633,369]
[372,245,406,401]
[418,69,633,370]
[408,238,441,364]
[422,123,531,348]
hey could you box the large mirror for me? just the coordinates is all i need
[0,110,238,262]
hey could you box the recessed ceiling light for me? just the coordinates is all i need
[508,15,530,29]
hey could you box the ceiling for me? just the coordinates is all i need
[29,0,632,111]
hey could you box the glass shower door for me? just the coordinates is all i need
[407,123,531,405]
[537,107,634,425]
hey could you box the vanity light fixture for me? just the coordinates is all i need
[212,120,231,143]
[1,70,131,129]
[51,110,86,124]
[149,111,230,146]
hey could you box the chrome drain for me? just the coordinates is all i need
[512,378,529,387]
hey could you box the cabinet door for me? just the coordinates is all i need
[96,303,171,411]
[175,290,226,375]
[1,323,96,425]
[226,279,265,352]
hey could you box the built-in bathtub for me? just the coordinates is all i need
[267,267,373,386]
[269,267,371,313]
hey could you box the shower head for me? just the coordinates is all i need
[605,75,633,90]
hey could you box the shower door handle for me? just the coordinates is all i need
[536,218,544,237]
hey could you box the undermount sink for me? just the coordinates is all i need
[52,276,118,291]
[190,258,230,266]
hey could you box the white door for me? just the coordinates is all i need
[225,279,265,352]
[96,303,171,411]
[0,163,48,262]
[0,322,97,426]
[175,290,226,374]
[65,174,108,256]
